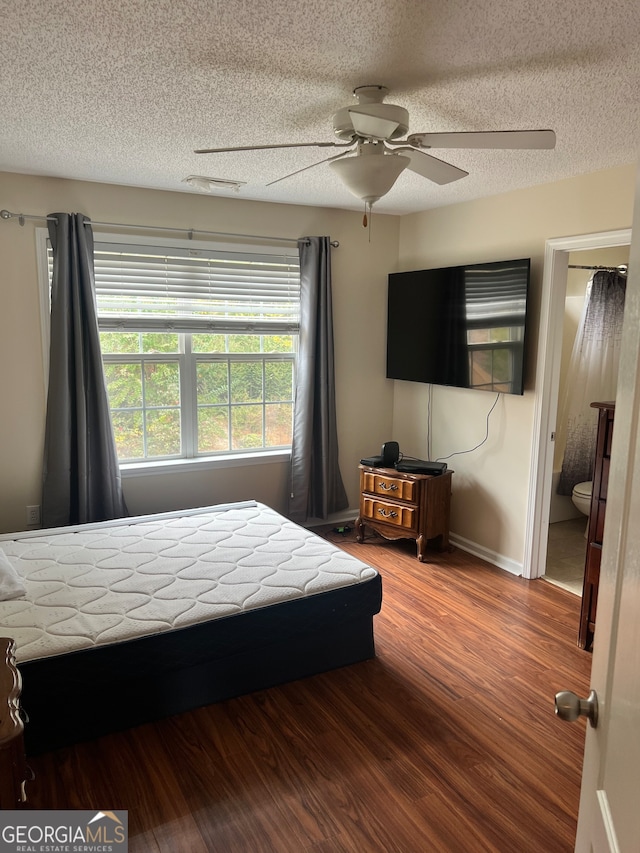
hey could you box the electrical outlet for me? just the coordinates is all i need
[27,505,41,525]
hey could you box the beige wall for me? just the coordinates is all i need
[395,164,636,569]
[1,164,636,566]
[0,171,399,533]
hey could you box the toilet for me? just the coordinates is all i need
[571,480,593,536]
[571,480,593,516]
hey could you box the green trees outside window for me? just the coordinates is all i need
[101,331,295,461]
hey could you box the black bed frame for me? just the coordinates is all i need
[19,575,382,754]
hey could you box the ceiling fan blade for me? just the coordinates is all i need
[195,141,352,154]
[395,148,468,185]
[348,109,400,141]
[266,149,353,187]
[406,129,556,150]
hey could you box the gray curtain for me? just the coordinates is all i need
[42,213,127,527]
[289,237,349,522]
[557,270,626,495]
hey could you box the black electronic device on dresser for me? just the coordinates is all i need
[396,459,447,475]
[360,442,446,476]
[360,441,398,468]
[381,441,400,466]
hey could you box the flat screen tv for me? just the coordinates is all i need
[386,258,530,395]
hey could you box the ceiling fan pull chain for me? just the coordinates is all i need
[362,202,368,229]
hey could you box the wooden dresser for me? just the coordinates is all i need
[0,637,28,808]
[578,401,615,650]
[355,464,452,561]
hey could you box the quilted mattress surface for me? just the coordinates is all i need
[0,501,378,665]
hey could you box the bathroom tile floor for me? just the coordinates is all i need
[543,517,587,596]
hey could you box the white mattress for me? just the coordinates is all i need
[0,501,377,665]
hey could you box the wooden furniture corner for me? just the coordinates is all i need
[0,637,28,808]
[578,401,615,650]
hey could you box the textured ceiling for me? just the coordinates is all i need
[2,0,640,214]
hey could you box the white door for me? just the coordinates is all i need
[568,163,640,852]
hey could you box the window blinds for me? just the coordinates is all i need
[49,241,301,334]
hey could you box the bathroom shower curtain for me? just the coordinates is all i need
[557,270,626,496]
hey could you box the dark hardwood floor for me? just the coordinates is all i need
[25,528,592,852]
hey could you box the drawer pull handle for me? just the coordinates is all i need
[378,508,398,519]
[379,483,398,491]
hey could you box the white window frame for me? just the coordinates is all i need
[36,229,298,475]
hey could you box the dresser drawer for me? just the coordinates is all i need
[361,496,417,531]
[604,416,614,457]
[599,456,610,500]
[361,471,417,502]
[588,498,607,544]
[585,542,602,584]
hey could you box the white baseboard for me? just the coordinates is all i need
[305,512,524,578]
[449,533,523,577]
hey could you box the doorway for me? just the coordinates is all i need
[523,229,632,581]
[543,246,630,594]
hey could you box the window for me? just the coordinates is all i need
[41,234,300,465]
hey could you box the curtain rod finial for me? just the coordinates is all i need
[0,209,25,225]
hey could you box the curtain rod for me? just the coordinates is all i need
[568,263,627,273]
[0,209,339,248]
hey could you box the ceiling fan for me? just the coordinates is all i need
[195,85,556,215]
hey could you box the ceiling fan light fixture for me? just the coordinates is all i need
[329,151,410,205]
[183,175,246,193]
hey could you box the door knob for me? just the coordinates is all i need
[554,689,598,728]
